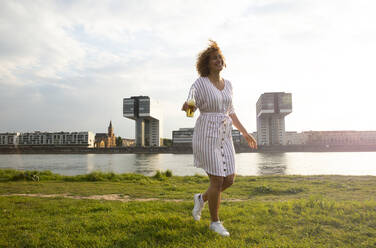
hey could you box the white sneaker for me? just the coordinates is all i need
[192,193,205,221]
[210,221,230,237]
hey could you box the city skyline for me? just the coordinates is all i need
[1,1,376,139]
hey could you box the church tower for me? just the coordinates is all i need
[95,121,116,148]
[108,121,114,137]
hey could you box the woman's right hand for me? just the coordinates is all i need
[244,133,258,149]
[181,102,197,112]
[181,102,189,112]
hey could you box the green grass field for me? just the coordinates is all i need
[1,169,376,247]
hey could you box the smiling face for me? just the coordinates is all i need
[196,40,226,77]
[208,51,224,74]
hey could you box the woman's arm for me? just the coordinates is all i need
[229,113,257,149]
[182,84,198,112]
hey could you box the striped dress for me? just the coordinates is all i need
[189,76,236,177]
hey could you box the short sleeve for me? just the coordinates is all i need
[228,81,235,115]
[186,79,203,110]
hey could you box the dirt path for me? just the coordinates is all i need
[1,194,184,202]
[1,194,248,202]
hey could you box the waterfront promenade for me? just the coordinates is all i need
[1,144,376,154]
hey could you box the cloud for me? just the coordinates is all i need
[1,0,376,139]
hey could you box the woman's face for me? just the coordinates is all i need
[208,51,224,74]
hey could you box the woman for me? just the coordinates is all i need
[182,40,257,237]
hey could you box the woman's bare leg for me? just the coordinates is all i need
[202,174,224,222]
[221,174,235,192]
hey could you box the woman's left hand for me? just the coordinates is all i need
[244,133,257,149]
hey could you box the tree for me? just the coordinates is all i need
[116,136,122,147]
[162,138,172,147]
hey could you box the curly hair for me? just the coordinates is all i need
[196,40,226,77]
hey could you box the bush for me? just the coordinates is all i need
[0,169,165,182]
[153,170,163,180]
[152,170,173,180]
[11,170,40,182]
[86,171,106,181]
[164,170,172,177]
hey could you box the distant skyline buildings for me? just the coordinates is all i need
[2,91,376,149]
[2,129,376,149]
[0,132,95,147]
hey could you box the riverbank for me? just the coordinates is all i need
[1,144,376,154]
[1,169,376,247]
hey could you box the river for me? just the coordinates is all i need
[1,152,376,176]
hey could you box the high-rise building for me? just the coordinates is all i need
[256,92,292,146]
[123,96,162,146]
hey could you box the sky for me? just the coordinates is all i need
[1,0,376,139]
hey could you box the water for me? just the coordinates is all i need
[0,152,376,176]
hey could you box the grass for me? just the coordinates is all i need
[1,169,376,247]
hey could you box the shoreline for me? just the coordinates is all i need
[1,144,376,154]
